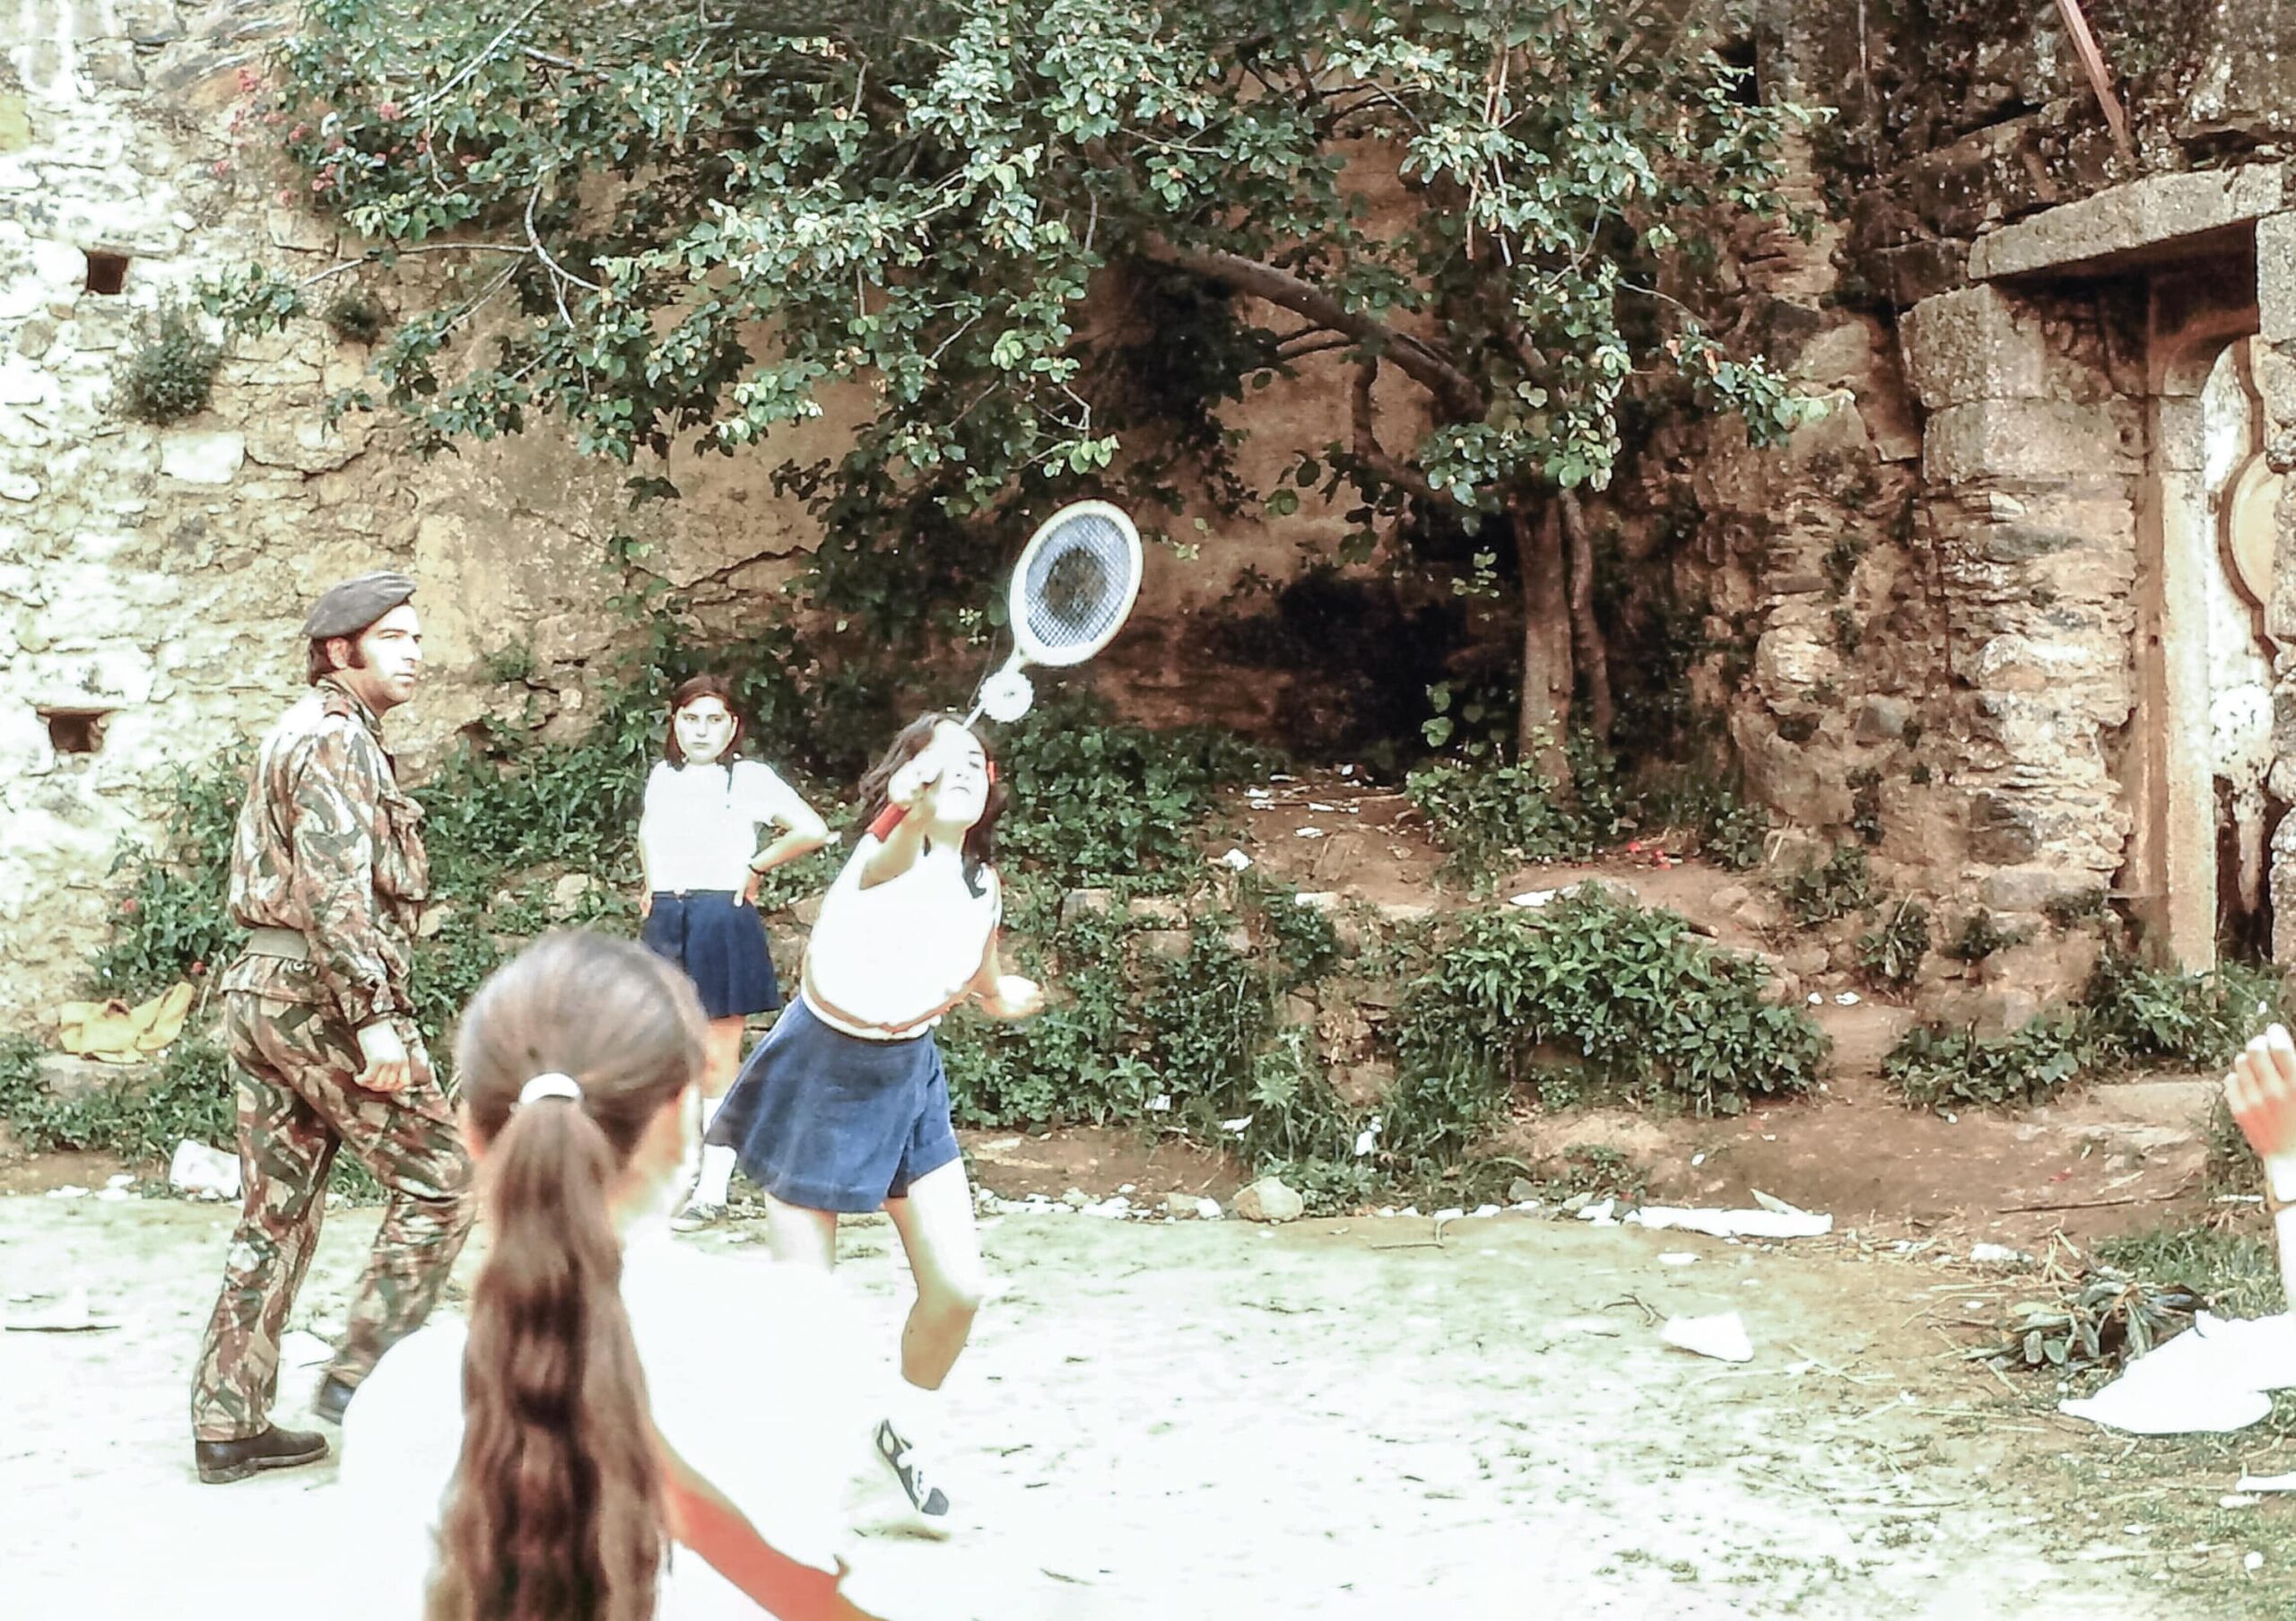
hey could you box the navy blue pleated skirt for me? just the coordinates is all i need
[640,890,779,1021]
[705,996,962,1214]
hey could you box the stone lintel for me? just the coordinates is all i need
[1969,164,2286,282]
[1923,398,2141,484]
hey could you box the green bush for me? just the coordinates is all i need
[115,300,222,424]
[1883,1017,2084,1109]
[1856,900,1930,992]
[2081,950,2282,1071]
[1382,888,1826,1154]
[1779,845,1874,925]
[994,689,1274,888]
[0,1033,235,1163]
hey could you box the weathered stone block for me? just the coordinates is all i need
[1866,239,1966,309]
[159,431,244,485]
[1900,286,2050,409]
[2262,214,2296,345]
[1923,399,2140,484]
[1969,164,2289,282]
[1969,791,2042,864]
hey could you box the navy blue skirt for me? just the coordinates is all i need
[705,996,962,1214]
[640,890,780,1021]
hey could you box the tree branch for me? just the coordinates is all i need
[1350,358,1447,507]
[1141,239,1485,418]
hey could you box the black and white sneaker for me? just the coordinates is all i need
[871,1416,953,1536]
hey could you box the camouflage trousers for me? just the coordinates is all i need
[190,992,474,1442]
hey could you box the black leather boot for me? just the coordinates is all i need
[313,1373,357,1426]
[195,1425,329,1485]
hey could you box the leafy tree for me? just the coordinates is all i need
[214,0,1821,761]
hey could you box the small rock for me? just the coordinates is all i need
[1561,1192,1594,1215]
[551,872,596,915]
[1433,1207,1465,1222]
[1058,888,1114,927]
[1472,1203,1500,1219]
[1161,1191,1197,1219]
[1195,1197,1223,1221]
[1060,1187,1091,1210]
[1506,1177,1539,1204]
[1232,1176,1305,1224]
[1969,1242,2031,1267]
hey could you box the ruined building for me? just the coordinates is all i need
[4,2,2296,1027]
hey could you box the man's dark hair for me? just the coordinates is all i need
[307,634,368,684]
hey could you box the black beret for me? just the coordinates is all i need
[302,571,417,640]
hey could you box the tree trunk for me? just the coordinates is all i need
[1514,499,1573,780]
[1559,489,1613,745]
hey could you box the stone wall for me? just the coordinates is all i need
[0,2,1400,1029]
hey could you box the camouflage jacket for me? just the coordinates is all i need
[220,676,429,1031]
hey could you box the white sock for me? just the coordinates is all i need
[695,1144,736,1208]
[884,1373,942,1440]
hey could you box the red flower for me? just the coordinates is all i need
[377,100,401,120]
[122,899,139,915]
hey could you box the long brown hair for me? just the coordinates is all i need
[663,673,746,766]
[427,932,707,1621]
[855,712,1006,885]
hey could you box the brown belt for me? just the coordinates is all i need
[799,974,965,1041]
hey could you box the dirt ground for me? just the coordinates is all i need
[2,1190,2283,1620]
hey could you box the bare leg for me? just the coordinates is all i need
[683,1016,749,1215]
[702,1016,746,1100]
[881,1159,988,1390]
[2228,1025,2296,1307]
[763,1191,840,1271]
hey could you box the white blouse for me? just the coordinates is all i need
[803,837,1000,1039]
[639,760,810,894]
[337,1220,871,1619]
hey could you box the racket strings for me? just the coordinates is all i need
[1022,515,1135,656]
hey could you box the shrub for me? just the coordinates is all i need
[115,299,222,424]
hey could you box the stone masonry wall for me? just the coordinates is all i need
[0,2,1408,1030]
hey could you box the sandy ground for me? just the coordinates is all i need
[0,1194,2254,1620]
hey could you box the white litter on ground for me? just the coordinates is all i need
[1661,1312,1754,1364]
[2058,1313,2296,1435]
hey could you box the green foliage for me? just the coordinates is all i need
[477,641,537,684]
[939,881,1362,1174]
[2094,1224,2285,1323]
[2080,950,2282,1071]
[1384,888,1825,1143]
[1982,1270,2201,1374]
[85,753,249,1004]
[323,288,388,344]
[1405,758,1595,886]
[1856,900,1929,992]
[1884,1017,2084,1110]
[993,689,1271,889]
[1944,909,2025,963]
[1847,765,1883,846]
[226,0,1824,729]
[1887,953,2283,1111]
[114,299,222,425]
[0,1034,236,1163]
[1779,845,1874,925]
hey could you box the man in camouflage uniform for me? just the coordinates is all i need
[191,571,474,1485]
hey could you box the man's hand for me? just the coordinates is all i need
[639,889,654,920]
[743,867,764,905]
[355,1020,414,1094]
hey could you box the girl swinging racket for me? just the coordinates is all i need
[708,713,1044,1534]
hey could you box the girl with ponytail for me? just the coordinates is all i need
[340,931,882,1620]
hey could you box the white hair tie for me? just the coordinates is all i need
[517,1072,583,1107]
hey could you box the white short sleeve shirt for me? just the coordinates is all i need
[639,760,810,893]
[337,1221,873,1619]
